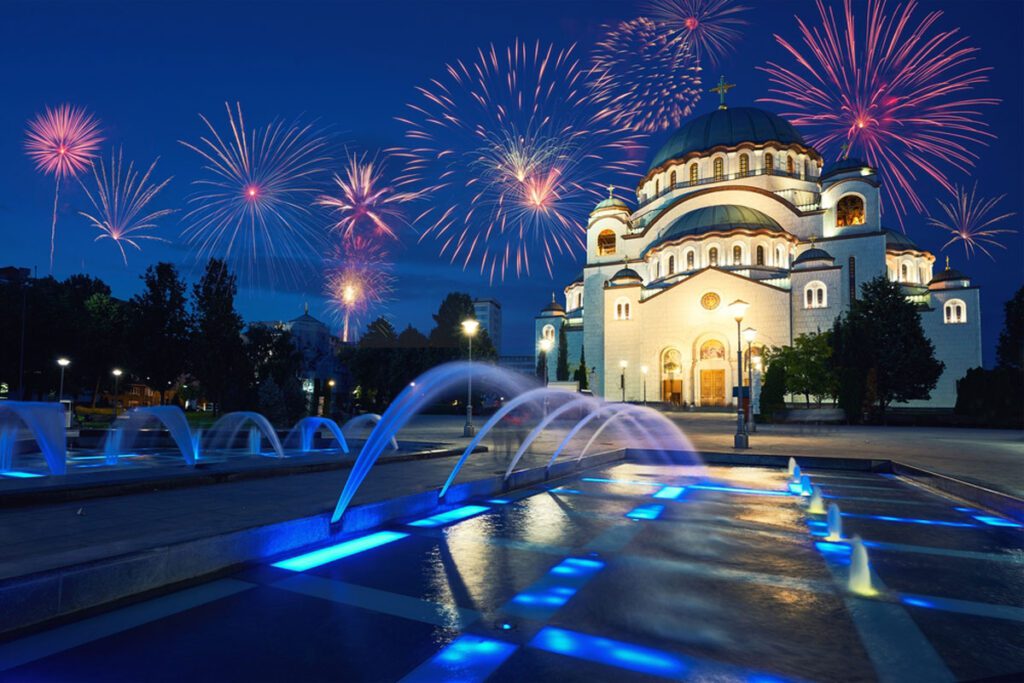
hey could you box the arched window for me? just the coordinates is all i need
[686,250,695,270]
[776,245,786,267]
[944,299,967,324]
[713,157,724,181]
[756,245,765,266]
[689,163,698,185]
[739,154,749,177]
[542,324,555,342]
[764,154,774,175]
[576,292,583,309]
[670,170,677,187]
[732,244,742,265]
[786,155,795,176]
[836,195,865,227]
[667,255,676,275]
[919,265,928,284]
[652,261,660,279]
[804,281,827,309]
[900,263,908,282]
[804,160,811,179]
[615,298,632,321]
[849,256,857,301]
[655,179,660,195]
[597,229,616,256]
[709,247,719,267]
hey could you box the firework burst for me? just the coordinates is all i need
[25,104,104,272]
[78,149,175,265]
[590,17,703,132]
[758,0,999,221]
[179,102,330,287]
[324,235,394,342]
[928,184,1017,260]
[316,152,422,241]
[644,0,750,66]
[392,39,645,282]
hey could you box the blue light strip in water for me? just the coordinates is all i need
[972,514,1022,528]
[550,487,582,495]
[842,512,975,528]
[272,531,408,571]
[486,499,512,505]
[0,471,43,478]
[652,486,686,500]
[899,593,1024,622]
[530,627,687,679]
[408,505,490,528]
[401,635,517,683]
[689,484,790,497]
[815,541,851,555]
[626,504,664,520]
[581,477,664,487]
[503,557,605,620]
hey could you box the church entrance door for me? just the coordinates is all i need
[662,380,683,405]
[700,370,726,406]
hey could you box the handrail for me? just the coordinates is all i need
[637,167,817,209]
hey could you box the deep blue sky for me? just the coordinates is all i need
[1,0,1021,360]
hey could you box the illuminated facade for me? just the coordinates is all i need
[536,104,980,408]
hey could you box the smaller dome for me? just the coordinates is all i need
[540,298,565,314]
[610,267,643,284]
[929,267,970,286]
[884,229,921,252]
[594,196,629,211]
[822,157,875,180]
[793,247,834,266]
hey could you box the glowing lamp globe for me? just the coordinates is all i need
[461,319,480,337]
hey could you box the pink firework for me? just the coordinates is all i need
[316,152,422,241]
[759,0,999,222]
[78,149,175,265]
[590,17,703,132]
[645,0,750,66]
[25,104,104,272]
[324,235,394,342]
[928,184,1017,260]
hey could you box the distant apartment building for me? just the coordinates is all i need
[473,298,502,354]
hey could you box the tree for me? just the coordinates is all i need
[82,293,128,406]
[573,344,588,390]
[760,358,787,420]
[996,286,1024,372]
[427,292,496,361]
[128,263,191,403]
[245,325,307,423]
[832,276,943,419]
[956,286,1024,427]
[555,321,570,381]
[191,259,249,413]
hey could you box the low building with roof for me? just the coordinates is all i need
[535,93,980,408]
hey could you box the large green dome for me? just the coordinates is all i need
[644,205,783,255]
[648,107,806,171]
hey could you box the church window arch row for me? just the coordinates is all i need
[786,155,795,176]
[655,178,660,196]
[731,243,744,266]
[775,245,786,268]
[756,244,766,266]
[666,254,676,276]
[713,156,725,181]
[707,245,720,267]
[804,281,828,309]
[739,153,750,177]
[597,229,616,256]
[944,299,966,324]
[670,170,677,188]
[836,194,866,227]
[684,248,696,271]
[688,163,699,185]
[614,297,632,321]
[764,153,775,175]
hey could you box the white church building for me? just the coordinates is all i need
[535,99,981,409]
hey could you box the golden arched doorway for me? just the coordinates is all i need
[661,349,683,405]
[698,340,727,406]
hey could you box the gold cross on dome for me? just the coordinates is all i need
[710,75,735,110]
[840,143,850,159]
[946,255,951,270]
[607,184,615,199]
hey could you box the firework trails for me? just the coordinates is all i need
[928,184,1017,260]
[24,104,104,272]
[180,102,331,286]
[644,0,750,66]
[316,152,422,242]
[325,235,394,342]
[759,0,999,221]
[590,17,703,132]
[78,149,175,265]
[392,39,645,282]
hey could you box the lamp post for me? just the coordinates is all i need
[640,365,649,405]
[619,359,628,402]
[743,327,757,434]
[57,358,70,402]
[112,368,123,418]
[728,300,749,448]
[461,319,480,437]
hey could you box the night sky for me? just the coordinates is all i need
[1,0,1021,360]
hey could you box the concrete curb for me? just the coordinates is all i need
[890,460,1024,525]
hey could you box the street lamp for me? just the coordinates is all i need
[461,318,480,437]
[619,359,628,402]
[743,327,757,434]
[112,368,123,418]
[640,365,649,405]
[728,300,750,448]
[57,358,70,402]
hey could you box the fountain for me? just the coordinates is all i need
[848,535,877,596]
[799,474,813,496]
[807,486,826,514]
[787,457,797,476]
[104,406,198,466]
[341,414,398,451]
[825,503,843,541]
[790,463,802,483]
[0,402,67,475]
[290,416,350,454]
[331,362,533,523]
[203,412,285,458]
